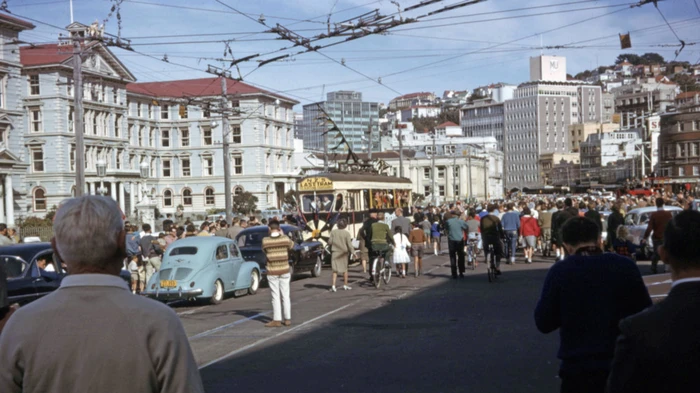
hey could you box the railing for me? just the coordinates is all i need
[19,226,54,242]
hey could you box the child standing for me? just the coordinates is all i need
[408,222,426,276]
[392,227,411,278]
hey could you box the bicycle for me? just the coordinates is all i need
[466,238,479,270]
[370,249,392,289]
[486,244,499,283]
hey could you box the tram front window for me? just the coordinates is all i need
[302,194,334,212]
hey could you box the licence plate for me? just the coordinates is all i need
[160,280,177,288]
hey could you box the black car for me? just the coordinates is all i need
[236,225,324,278]
[0,242,132,306]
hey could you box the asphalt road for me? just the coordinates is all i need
[175,248,668,393]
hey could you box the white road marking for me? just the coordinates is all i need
[651,294,668,298]
[186,255,446,340]
[198,299,363,369]
[648,279,672,286]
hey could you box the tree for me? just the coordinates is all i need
[671,73,700,93]
[574,70,593,80]
[615,53,642,65]
[641,52,665,65]
[411,117,437,132]
[233,192,258,215]
[379,108,388,118]
[438,108,460,125]
[283,190,298,210]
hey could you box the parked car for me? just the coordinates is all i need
[142,236,260,304]
[0,242,132,306]
[236,224,323,278]
[624,206,683,259]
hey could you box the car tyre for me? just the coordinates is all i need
[210,279,224,305]
[248,270,260,295]
[311,255,323,278]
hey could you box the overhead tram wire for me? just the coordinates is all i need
[380,6,634,79]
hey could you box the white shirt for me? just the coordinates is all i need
[671,277,700,288]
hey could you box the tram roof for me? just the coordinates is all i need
[299,172,412,185]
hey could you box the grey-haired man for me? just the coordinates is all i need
[0,196,204,393]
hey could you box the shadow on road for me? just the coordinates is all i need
[200,265,562,393]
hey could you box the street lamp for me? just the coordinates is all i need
[96,159,107,195]
[140,161,150,203]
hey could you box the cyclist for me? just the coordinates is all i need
[465,210,481,267]
[359,209,379,278]
[480,204,504,275]
[367,211,395,282]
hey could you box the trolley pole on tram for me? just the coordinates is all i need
[431,132,436,206]
[398,120,404,178]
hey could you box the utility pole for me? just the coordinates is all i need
[368,117,373,161]
[452,148,457,204]
[467,146,473,200]
[206,65,233,225]
[72,39,86,196]
[398,120,403,178]
[431,132,436,206]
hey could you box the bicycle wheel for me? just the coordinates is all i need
[382,260,392,285]
[372,258,382,289]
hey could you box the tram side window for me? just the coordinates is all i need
[373,190,393,210]
[302,194,334,212]
[334,193,343,212]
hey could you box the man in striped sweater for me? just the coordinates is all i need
[261,219,294,327]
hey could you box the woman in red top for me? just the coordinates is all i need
[520,206,540,264]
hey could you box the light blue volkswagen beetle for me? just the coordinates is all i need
[142,236,260,305]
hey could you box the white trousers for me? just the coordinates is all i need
[268,273,291,321]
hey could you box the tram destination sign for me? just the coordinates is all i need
[299,177,334,191]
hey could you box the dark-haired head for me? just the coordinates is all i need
[561,216,600,252]
[656,197,665,208]
[660,210,700,275]
[268,219,280,231]
[564,197,573,207]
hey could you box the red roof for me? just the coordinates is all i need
[20,44,72,66]
[127,78,298,103]
[437,121,459,128]
[0,13,35,30]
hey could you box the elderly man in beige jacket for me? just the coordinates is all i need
[0,195,204,393]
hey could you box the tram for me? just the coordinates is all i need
[293,172,413,248]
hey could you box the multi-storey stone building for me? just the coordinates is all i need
[460,100,505,151]
[504,80,602,188]
[4,19,298,221]
[657,111,700,192]
[0,14,36,226]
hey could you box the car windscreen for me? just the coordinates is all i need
[169,247,198,256]
[237,232,264,248]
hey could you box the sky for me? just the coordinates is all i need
[9,0,700,109]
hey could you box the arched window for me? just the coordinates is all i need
[204,187,215,206]
[182,188,192,206]
[33,188,47,211]
[233,186,244,196]
[163,189,173,207]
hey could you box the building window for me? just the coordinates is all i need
[203,104,211,119]
[161,105,169,119]
[180,128,190,147]
[438,185,445,197]
[161,130,170,147]
[438,167,445,179]
[31,148,44,172]
[232,126,241,143]
[693,166,699,176]
[69,146,75,172]
[181,158,191,177]
[232,153,242,175]
[233,186,244,196]
[204,187,215,206]
[114,114,120,137]
[116,149,123,169]
[162,159,171,177]
[423,168,431,179]
[149,129,154,147]
[137,127,143,146]
[679,167,685,176]
[148,104,153,119]
[180,105,188,119]
[163,189,173,207]
[68,108,74,133]
[424,185,430,195]
[33,188,47,211]
[182,188,193,206]
[202,128,212,146]
[29,108,42,132]
[29,75,40,95]
[203,156,214,176]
